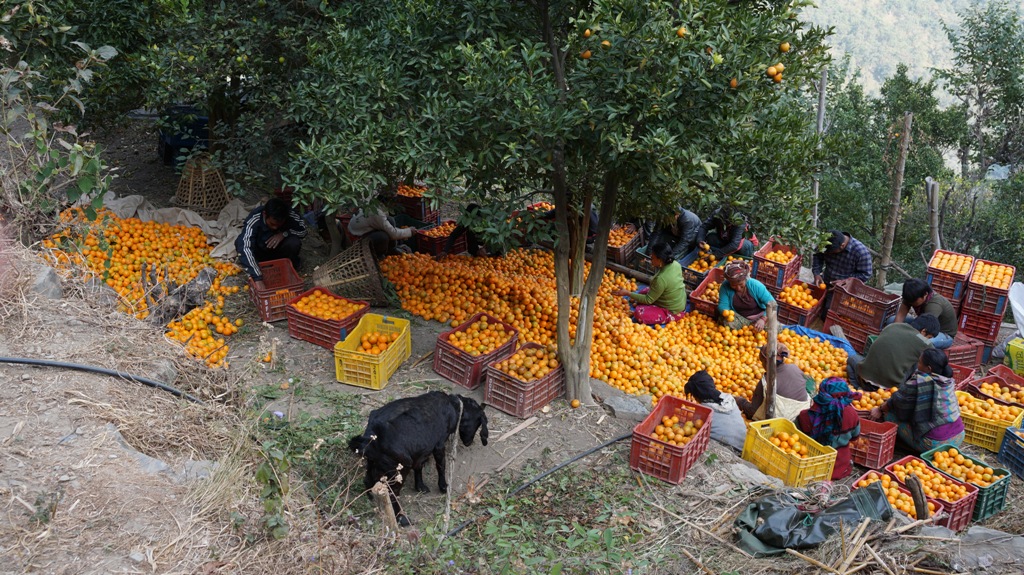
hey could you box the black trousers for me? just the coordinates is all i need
[250,235,302,272]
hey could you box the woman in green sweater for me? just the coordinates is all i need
[613,241,687,324]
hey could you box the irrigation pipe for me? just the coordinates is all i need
[0,357,204,404]
[444,430,632,538]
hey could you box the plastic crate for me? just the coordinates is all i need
[886,455,979,531]
[285,287,370,350]
[633,244,657,276]
[945,333,986,369]
[248,259,304,322]
[741,418,837,487]
[607,224,643,266]
[395,193,440,224]
[925,250,974,302]
[950,363,976,392]
[483,343,566,419]
[680,249,717,290]
[751,238,802,291]
[629,396,713,484]
[852,470,948,522]
[333,314,412,390]
[414,220,466,256]
[920,443,1012,522]
[849,419,897,468]
[997,427,1024,478]
[434,313,519,390]
[968,374,1024,408]
[776,281,828,328]
[829,278,902,331]
[957,391,1024,452]
[963,283,1010,316]
[823,311,878,354]
[688,268,724,318]
[988,364,1024,388]
[958,309,1004,344]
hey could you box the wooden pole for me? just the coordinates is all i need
[927,177,942,251]
[370,480,400,535]
[812,68,828,229]
[877,112,913,288]
[764,301,779,420]
[906,474,930,521]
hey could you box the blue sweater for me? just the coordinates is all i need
[718,278,775,314]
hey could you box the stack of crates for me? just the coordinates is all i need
[823,278,901,354]
[959,259,1015,362]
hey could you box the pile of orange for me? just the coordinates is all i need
[448,316,514,357]
[776,330,849,384]
[687,249,718,272]
[768,430,808,458]
[929,252,973,275]
[289,290,365,321]
[957,392,1023,423]
[977,380,1024,405]
[856,472,939,519]
[699,281,722,304]
[397,184,427,198]
[421,221,457,238]
[165,302,240,368]
[359,331,399,355]
[653,414,704,446]
[931,447,1005,488]
[851,387,897,411]
[493,345,559,382]
[971,261,1014,289]
[890,459,970,503]
[764,249,795,264]
[779,283,819,310]
[528,202,555,212]
[608,226,638,248]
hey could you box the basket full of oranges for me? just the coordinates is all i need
[963,259,1015,316]
[286,287,370,350]
[921,444,1012,522]
[956,391,1024,452]
[630,395,713,484]
[415,220,466,256]
[434,313,519,390]
[853,470,946,521]
[334,314,412,390]
[741,418,836,487]
[484,343,566,419]
[886,455,979,531]
[688,268,725,317]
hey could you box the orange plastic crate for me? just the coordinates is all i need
[849,419,897,469]
[925,249,974,301]
[829,277,901,331]
[751,237,802,291]
[688,268,724,318]
[483,343,566,419]
[433,313,519,390]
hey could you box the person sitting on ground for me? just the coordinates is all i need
[684,370,748,451]
[651,207,703,261]
[236,197,308,290]
[612,241,687,325]
[869,348,964,454]
[893,278,958,350]
[737,342,814,421]
[718,260,775,332]
[812,229,874,318]
[796,377,862,480]
[347,183,415,259]
[436,203,504,261]
[697,209,755,259]
[847,314,939,390]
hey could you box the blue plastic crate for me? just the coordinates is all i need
[998,427,1024,478]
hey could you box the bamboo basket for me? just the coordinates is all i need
[173,154,230,219]
[310,238,389,305]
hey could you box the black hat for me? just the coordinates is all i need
[685,370,722,404]
[826,230,846,253]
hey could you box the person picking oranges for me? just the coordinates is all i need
[717,260,775,332]
[795,377,862,479]
[892,279,957,349]
[612,241,687,325]
[236,197,308,291]
[811,229,873,318]
[684,370,747,451]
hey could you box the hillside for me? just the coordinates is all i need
[806,0,974,92]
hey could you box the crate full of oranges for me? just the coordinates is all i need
[415,220,466,256]
[286,287,369,350]
[752,238,802,291]
[926,249,974,301]
[854,471,945,521]
[922,444,1012,522]
[851,386,897,417]
[830,277,902,331]
[741,418,836,487]
[970,375,1024,408]
[681,248,719,290]
[607,224,643,266]
[484,343,566,419]
[963,259,1015,316]
[886,455,979,531]
[688,268,725,317]
[776,280,827,327]
[434,312,519,390]
[629,395,713,484]
[956,391,1024,452]
[334,314,412,390]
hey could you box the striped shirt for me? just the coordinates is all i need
[235,205,307,281]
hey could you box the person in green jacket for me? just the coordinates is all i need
[718,260,775,332]
[613,241,687,325]
[847,314,939,391]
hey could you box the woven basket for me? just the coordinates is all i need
[310,238,388,305]
[173,154,230,219]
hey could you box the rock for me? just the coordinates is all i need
[146,359,177,385]
[30,265,62,300]
[82,277,119,307]
[602,395,650,422]
[128,551,146,564]
[58,474,74,482]
[105,423,173,476]
[724,462,783,489]
[590,377,653,408]
[181,460,218,482]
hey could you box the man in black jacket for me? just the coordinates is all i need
[235,197,308,289]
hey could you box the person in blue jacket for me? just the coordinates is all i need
[718,260,775,332]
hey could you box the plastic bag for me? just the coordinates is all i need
[782,325,858,357]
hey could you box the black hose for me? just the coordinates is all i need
[0,357,204,404]
[445,430,632,538]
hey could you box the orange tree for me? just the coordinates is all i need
[283,0,830,401]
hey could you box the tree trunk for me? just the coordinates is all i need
[326,213,344,258]
[926,177,941,252]
[877,112,913,288]
[764,301,779,420]
[812,68,827,229]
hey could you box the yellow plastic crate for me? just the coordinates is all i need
[957,391,1024,452]
[333,314,411,390]
[741,418,837,487]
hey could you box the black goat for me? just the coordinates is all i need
[348,390,488,525]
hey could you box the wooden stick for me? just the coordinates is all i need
[495,437,539,473]
[891,515,940,535]
[370,480,399,536]
[844,563,871,575]
[411,350,433,369]
[864,544,896,575]
[899,535,960,542]
[910,568,957,575]
[495,417,538,442]
[764,301,778,419]
[680,548,716,575]
[645,500,753,558]
[837,518,872,573]
[839,519,848,568]
[906,474,930,520]
[785,548,840,574]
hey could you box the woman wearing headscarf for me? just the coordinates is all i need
[684,370,748,451]
[612,241,687,325]
[795,377,862,479]
[736,342,814,421]
[717,260,775,332]
[869,348,964,454]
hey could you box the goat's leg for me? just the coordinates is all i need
[413,462,430,493]
[433,445,448,493]
[392,468,411,526]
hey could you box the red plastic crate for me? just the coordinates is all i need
[950,363,976,392]
[958,309,1004,344]
[752,238,802,290]
[433,313,519,390]
[988,364,1024,387]
[968,374,1024,408]
[607,224,643,266]
[886,455,979,531]
[945,333,986,369]
[849,419,897,468]
[776,281,828,327]
[963,283,1012,316]
[925,250,974,302]
[852,470,948,522]
[414,220,466,256]
[395,193,440,224]
[829,278,902,330]
[285,287,369,350]
[629,395,713,484]
[248,259,304,322]
[824,311,878,354]
[688,268,724,318]
[483,343,566,419]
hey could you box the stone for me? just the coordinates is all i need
[30,265,62,300]
[81,278,119,307]
[105,423,173,476]
[181,460,218,482]
[128,551,146,564]
[602,395,650,422]
[146,359,177,385]
[724,462,783,489]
